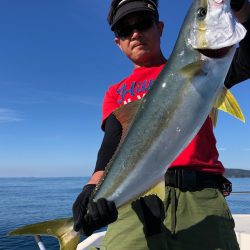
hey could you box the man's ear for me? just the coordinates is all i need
[157,21,164,37]
[115,37,123,51]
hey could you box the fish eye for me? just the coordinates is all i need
[197,7,207,20]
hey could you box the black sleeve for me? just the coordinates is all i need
[93,114,122,173]
[225,18,250,89]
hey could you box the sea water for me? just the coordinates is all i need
[0,177,249,250]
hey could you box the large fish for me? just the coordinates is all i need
[9,0,246,249]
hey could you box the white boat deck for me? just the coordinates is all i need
[77,214,250,250]
[233,214,250,250]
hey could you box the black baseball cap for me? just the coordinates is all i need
[110,0,159,30]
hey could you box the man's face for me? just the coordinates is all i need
[114,12,164,66]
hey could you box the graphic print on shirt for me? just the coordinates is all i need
[117,79,154,105]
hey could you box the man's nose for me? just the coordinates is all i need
[131,29,141,38]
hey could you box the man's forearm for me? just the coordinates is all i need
[87,114,122,186]
[87,170,105,185]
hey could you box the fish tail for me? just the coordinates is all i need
[9,217,80,250]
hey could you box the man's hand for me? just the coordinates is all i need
[132,195,164,238]
[81,198,118,236]
[72,184,118,236]
[231,0,250,23]
[231,0,245,12]
[72,184,96,232]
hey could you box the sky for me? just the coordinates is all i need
[0,0,249,177]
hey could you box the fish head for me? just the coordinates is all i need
[187,0,246,57]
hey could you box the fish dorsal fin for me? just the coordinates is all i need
[93,100,142,198]
[210,87,245,127]
[112,99,142,142]
[9,218,80,250]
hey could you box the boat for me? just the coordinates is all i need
[233,214,250,250]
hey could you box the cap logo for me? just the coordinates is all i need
[147,3,154,10]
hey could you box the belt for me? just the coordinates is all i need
[165,169,222,190]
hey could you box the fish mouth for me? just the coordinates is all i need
[197,46,232,58]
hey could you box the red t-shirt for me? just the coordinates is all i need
[102,64,224,174]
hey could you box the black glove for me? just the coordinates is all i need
[81,198,118,236]
[72,184,118,236]
[231,0,245,12]
[132,195,164,238]
[72,184,96,232]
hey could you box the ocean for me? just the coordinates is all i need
[0,177,250,250]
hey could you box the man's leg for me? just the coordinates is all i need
[163,187,240,250]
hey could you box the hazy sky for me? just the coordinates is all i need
[0,0,249,177]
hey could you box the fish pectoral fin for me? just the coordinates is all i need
[179,60,207,78]
[210,87,245,127]
[9,217,80,250]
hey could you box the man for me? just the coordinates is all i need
[73,0,250,249]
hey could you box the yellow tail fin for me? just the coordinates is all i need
[9,217,80,250]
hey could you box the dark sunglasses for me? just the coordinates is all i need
[114,18,155,39]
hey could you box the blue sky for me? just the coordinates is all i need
[0,0,249,177]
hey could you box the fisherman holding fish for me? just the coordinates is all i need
[73,0,250,249]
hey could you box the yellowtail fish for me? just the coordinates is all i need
[9,0,246,249]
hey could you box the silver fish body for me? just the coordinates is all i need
[9,0,246,249]
[93,0,245,207]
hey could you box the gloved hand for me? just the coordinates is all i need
[72,184,118,236]
[81,198,118,236]
[132,195,164,238]
[231,0,245,12]
[72,184,96,232]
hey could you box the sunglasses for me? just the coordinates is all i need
[114,18,155,39]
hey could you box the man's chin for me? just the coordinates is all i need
[132,54,154,66]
